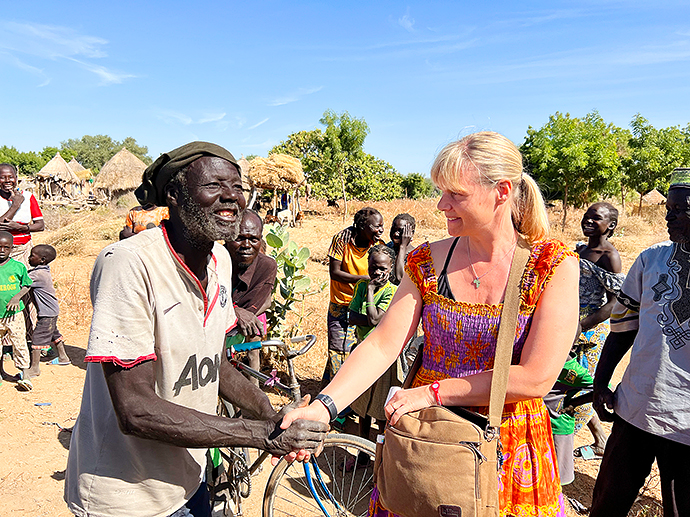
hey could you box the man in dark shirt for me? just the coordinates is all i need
[225,209,277,376]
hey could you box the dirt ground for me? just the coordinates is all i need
[0,199,667,516]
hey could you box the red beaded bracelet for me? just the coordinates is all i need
[430,380,442,405]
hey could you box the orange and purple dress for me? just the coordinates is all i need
[368,239,574,517]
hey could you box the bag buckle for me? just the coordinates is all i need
[484,425,499,442]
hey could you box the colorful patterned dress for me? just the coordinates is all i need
[368,239,575,517]
[573,244,625,432]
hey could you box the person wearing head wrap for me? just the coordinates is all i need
[590,168,690,516]
[65,142,328,517]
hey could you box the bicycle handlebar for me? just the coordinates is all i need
[232,335,317,360]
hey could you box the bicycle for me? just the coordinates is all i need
[210,335,377,517]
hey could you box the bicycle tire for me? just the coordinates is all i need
[263,433,377,517]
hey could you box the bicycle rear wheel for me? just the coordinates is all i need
[263,433,376,517]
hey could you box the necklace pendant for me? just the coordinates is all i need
[472,278,481,289]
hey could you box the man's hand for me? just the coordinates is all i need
[263,417,328,459]
[0,221,24,232]
[235,307,263,338]
[593,386,616,422]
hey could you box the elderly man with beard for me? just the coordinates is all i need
[224,209,277,381]
[64,142,328,517]
[590,170,690,517]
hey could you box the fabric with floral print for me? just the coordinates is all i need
[368,239,574,517]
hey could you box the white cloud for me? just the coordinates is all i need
[399,9,415,33]
[198,112,227,124]
[248,118,270,130]
[0,21,133,85]
[268,86,323,106]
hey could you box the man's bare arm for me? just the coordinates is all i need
[217,357,277,420]
[102,360,328,455]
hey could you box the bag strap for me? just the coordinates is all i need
[487,236,530,429]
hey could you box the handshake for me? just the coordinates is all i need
[265,394,332,463]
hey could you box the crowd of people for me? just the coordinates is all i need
[3,130,689,517]
[0,163,69,392]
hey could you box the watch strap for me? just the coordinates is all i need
[315,393,338,422]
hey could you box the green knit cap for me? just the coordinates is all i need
[669,168,690,189]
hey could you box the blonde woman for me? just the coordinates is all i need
[283,132,578,516]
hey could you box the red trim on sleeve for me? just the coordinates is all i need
[29,194,43,219]
[85,353,157,368]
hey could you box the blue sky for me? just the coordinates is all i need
[1,1,690,175]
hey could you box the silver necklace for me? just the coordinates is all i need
[466,238,517,289]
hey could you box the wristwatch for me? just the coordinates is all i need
[315,393,339,422]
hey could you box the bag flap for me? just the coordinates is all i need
[390,406,484,443]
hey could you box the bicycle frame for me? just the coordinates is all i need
[229,334,317,401]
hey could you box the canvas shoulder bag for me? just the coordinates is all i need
[374,238,530,517]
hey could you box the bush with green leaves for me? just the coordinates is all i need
[263,223,321,339]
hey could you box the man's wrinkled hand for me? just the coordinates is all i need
[264,418,328,459]
[593,386,616,422]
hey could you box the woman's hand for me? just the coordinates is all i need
[384,386,435,426]
[280,401,331,430]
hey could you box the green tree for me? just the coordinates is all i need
[402,173,437,199]
[522,111,621,228]
[0,146,46,176]
[270,111,407,204]
[346,154,404,201]
[61,135,151,173]
[40,146,75,164]
[622,114,688,213]
[121,137,153,165]
[318,109,369,216]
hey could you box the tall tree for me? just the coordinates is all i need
[622,114,687,212]
[271,111,406,203]
[319,109,370,218]
[522,111,621,228]
[61,135,151,173]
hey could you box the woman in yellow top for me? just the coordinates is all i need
[324,207,384,382]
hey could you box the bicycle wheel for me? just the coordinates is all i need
[263,433,377,517]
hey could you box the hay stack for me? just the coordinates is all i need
[248,154,304,191]
[93,148,147,199]
[38,152,80,183]
[236,156,254,192]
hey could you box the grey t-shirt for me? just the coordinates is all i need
[610,241,690,446]
[28,265,59,318]
[65,227,237,517]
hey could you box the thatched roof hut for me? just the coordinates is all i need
[642,188,666,205]
[38,152,80,184]
[248,154,304,191]
[93,148,147,199]
[68,157,86,173]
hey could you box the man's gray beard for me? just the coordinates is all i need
[177,194,242,249]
